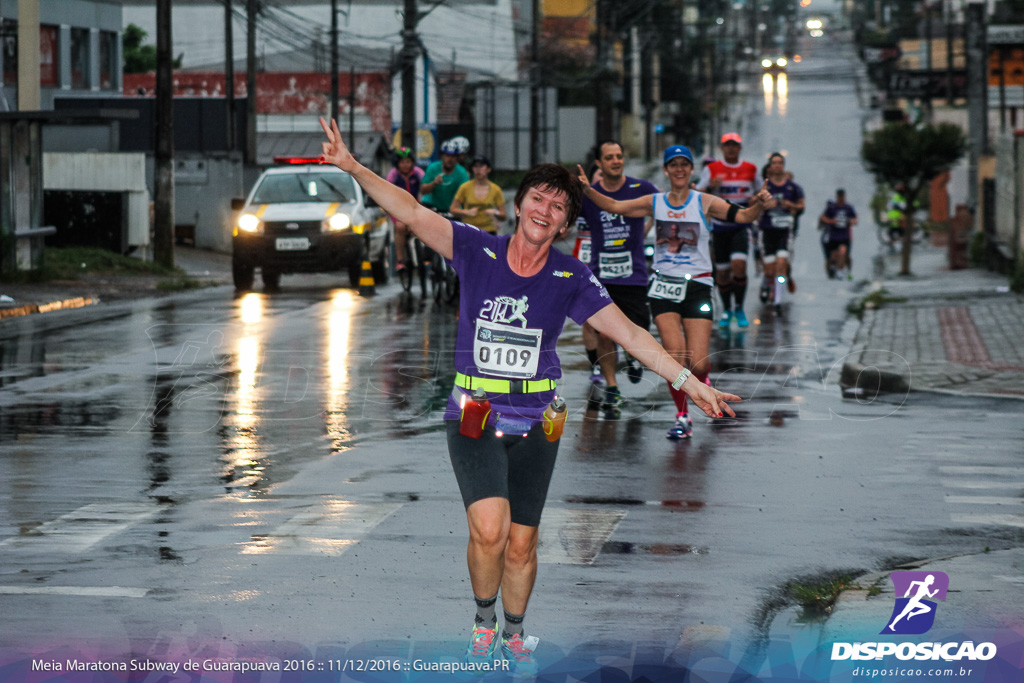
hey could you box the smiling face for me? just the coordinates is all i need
[596,142,624,183]
[516,185,571,245]
[662,157,694,190]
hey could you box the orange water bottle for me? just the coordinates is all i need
[459,388,491,439]
[542,396,567,442]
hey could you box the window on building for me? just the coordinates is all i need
[2,19,17,87]
[40,25,58,87]
[99,30,117,90]
[71,27,90,89]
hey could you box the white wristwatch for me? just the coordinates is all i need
[671,368,692,391]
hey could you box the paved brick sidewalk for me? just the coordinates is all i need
[841,244,1024,398]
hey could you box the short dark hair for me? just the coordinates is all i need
[768,152,786,164]
[514,164,584,228]
[595,140,623,158]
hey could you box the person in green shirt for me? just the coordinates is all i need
[450,156,507,234]
[422,139,470,214]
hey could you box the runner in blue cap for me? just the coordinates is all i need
[578,145,771,439]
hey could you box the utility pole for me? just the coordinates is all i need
[246,0,257,164]
[155,0,175,268]
[401,0,418,157]
[946,0,954,104]
[331,0,339,123]
[595,0,614,146]
[965,0,987,214]
[529,0,540,166]
[224,0,235,151]
[349,65,356,143]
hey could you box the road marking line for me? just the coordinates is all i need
[537,508,625,565]
[0,502,160,553]
[241,500,401,556]
[0,585,149,598]
[940,466,1024,476]
[942,480,1024,490]
[950,513,1024,528]
[945,496,1024,506]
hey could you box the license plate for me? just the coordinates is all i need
[275,237,310,251]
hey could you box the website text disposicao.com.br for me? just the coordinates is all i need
[851,665,979,679]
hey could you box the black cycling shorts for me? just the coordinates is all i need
[761,228,793,261]
[824,239,849,256]
[712,228,749,267]
[603,283,650,330]
[648,280,715,321]
[446,420,559,527]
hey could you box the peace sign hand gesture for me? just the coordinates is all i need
[319,117,356,172]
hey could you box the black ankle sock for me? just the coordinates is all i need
[474,594,498,627]
[733,276,748,309]
[586,348,598,367]
[502,609,525,637]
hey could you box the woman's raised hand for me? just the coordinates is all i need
[319,117,356,172]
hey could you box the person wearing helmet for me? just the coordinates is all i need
[422,140,470,216]
[386,147,425,269]
[450,135,471,169]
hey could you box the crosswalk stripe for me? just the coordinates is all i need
[240,500,401,556]
[942,480,1024,490]
[0,502,160,553]
[0,585,149,598]
[950,514,1024,528]
[945,496,1024,506]
[940,466,1024,476]
[537,507,625,565]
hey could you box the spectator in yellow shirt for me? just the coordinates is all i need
[450,156,507,234]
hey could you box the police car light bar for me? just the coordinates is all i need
[273,156,322,165]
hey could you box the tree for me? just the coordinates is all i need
[861,122,968,275]
[123,24,181,74]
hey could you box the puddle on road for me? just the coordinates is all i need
[601,541,709,556]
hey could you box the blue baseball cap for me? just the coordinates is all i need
[663,145,694,166]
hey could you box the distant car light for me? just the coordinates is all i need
[776,57,787,67]
[326,213,351,232]
[762,58,773,68]
[806,19,823,30]
[238,213,261,233]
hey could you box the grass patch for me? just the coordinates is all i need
[1,247,178,283]
[846,288,909,317]
[790,574,855,615]
[156,277,208,292]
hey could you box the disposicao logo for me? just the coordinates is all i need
[882,571,948,635]
[830,571,997,663]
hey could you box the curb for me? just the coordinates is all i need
[838,309,911,395]
[0,296,100,321]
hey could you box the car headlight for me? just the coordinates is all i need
[761,58,772,68]
[776,57,787,67]
[238,213,262,234]
[325,213,351,232]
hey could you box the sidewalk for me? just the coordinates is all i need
[0,246,232,320]
[840,243,1024,399]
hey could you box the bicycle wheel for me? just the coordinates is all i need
[415,241,430,297]
[441,262,459,304]
[430,251,444,302]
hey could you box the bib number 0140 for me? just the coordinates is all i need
[647,275,688,302]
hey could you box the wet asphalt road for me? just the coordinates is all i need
[1,32,1022,673]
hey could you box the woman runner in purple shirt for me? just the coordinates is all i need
[319,117,739,675]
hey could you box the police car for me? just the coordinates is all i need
[231,157,391,290]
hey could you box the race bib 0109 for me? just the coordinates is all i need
[473,319,543,379]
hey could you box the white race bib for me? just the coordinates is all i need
[473,319,542,379]
[598,251,633,279]
[835,214,848,229]
[647,273,689,302]
[575,237,591,265]
[770,213,794,229]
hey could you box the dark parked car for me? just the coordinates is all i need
[231,159,392,290]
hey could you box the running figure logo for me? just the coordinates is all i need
[881,571,949,635]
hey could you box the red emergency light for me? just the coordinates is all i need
[273,156,322,165]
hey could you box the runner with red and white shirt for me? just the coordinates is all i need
[695,133,759,329]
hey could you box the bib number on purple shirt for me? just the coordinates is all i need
[770,213,795,229]
[598,251,633,279]
[474,319,542,379]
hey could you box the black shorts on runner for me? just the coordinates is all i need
[824,239,849,256]
[712,228,750,266]
[603,283,650,330]
[446,420,559,527]
[648,280,715,321]
[761,228,793,260]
